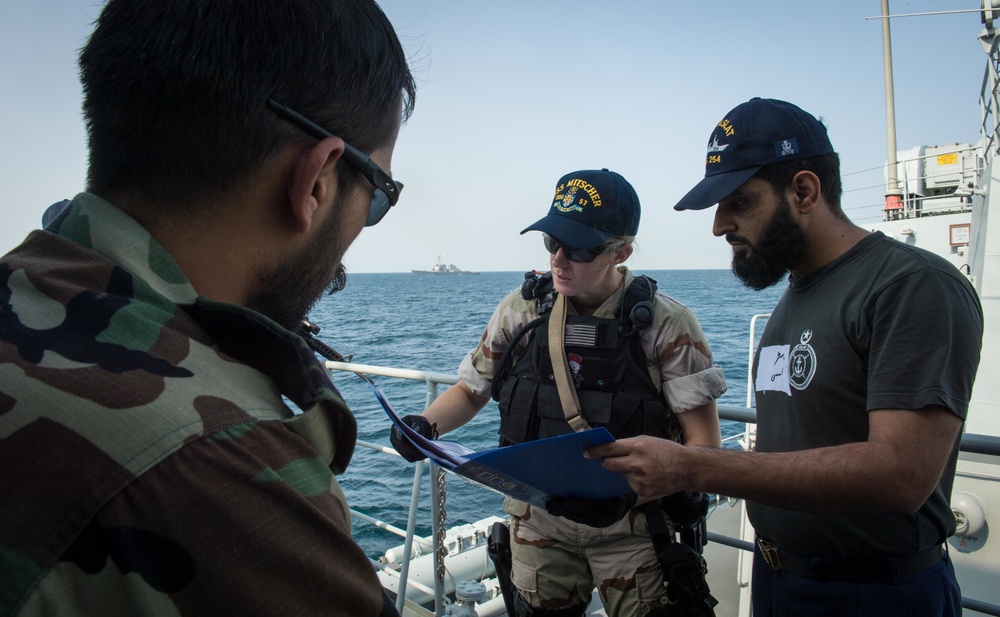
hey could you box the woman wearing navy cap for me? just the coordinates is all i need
[392,168,725,617]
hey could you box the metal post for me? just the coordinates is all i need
[425,379,440,409]
[881,0,904,217]
[395,459,425,615]
[424,377,446,615]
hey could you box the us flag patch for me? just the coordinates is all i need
[564,323,598,347]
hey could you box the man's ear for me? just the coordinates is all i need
[287,136,345,233]
[789,170,821,215]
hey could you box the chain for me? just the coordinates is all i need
[435,465,448,585]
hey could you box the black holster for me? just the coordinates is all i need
[487,521,517,615]
[645,495,718,617]
[660,491,710,567]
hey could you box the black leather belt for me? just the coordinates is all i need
[756,537,945,582]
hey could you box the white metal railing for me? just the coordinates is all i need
[878,144,981,223]
[327,361,458,616]
[980,26,1000,159]
[747,314,769,408]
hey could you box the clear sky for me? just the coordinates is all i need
[0,1,987,273]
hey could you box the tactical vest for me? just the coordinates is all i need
[492,271,680,446]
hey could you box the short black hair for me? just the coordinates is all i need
[80,0,416,207]
[753,152,846,220]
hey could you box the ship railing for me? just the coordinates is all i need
[842,29,999,231]
[891,145,982,219]
[325,361,459,615]
[325,358,1000,617]
[979,24,1000,159]
[843,143,983,225]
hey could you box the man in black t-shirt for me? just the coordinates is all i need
[588,98,983,616]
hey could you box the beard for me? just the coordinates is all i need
[246,202,350,330]
[731,193,807,290]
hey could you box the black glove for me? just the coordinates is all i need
[390,414,436,463]
[545,492,638,528]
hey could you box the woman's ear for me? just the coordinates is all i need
[613,243,634,264]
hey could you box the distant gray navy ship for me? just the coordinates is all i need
[412,255,480,275]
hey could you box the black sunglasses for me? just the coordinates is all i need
[542,233,626,263]
[267,99,402,227]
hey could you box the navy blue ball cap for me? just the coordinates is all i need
[674,98,835,211]
[521,168,640,249]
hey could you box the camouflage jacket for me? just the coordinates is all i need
[0,194,395,616]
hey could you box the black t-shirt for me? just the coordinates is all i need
[747,232,983,558]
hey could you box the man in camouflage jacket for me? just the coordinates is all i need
[0,1,415,615]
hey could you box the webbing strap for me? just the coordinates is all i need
[548,294,591,432]
[644,499,673,552]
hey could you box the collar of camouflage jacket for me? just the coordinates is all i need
[50,193,357,472]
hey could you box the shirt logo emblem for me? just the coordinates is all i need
[789,329,817,391]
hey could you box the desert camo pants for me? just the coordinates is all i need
[503,497,672,617]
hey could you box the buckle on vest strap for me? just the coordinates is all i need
[757,538,783,571]
[567,414,592,432]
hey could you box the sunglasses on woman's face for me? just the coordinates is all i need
[543,234,625,263]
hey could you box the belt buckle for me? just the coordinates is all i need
[758,538,783,571]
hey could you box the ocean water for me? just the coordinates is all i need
[308,269,785,558]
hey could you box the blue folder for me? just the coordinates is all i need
[374,383,633,508]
